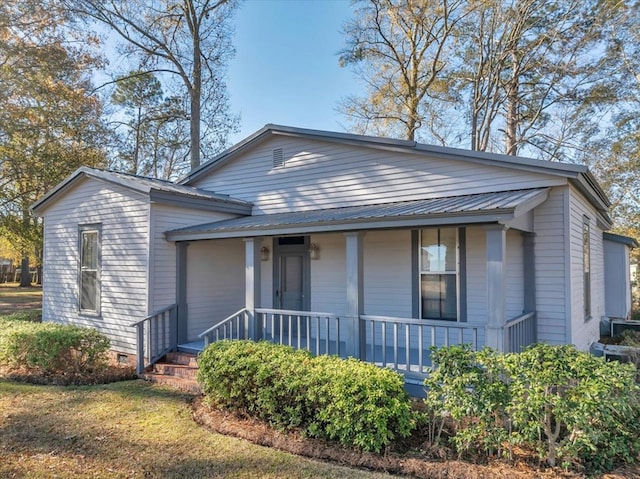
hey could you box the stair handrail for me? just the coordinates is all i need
[198,308,249,344]
[130,303,178,375]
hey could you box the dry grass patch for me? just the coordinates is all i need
[0,378,395,479]
[0,284,42,315]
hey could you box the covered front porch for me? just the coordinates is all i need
[133,189,545,384]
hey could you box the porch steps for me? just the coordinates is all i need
[141,352,201,394]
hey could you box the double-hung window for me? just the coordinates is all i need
[420,228,458,320]
[79,225,101,314]
[583,218,591,319]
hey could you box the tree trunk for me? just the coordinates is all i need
[19,255,31,287]
[190,18,202,171]
[505,52,519,155]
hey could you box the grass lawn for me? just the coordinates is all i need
[0,283,42,315]
[0,285,391,478]
[0,379,394,479]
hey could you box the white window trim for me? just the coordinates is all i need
[583,217,591,321]
[419,227,460,321]
[78,224,101,316]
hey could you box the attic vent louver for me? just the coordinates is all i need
[272,148,284,168]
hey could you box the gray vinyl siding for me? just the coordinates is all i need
[310,233,346,314]
[41,179,149,354]
[149,204,238,313]
[533,187,569,345]
[363,230,412,317]
[568,186,604,350]
[278,230,413,316]
[464,226,524,324]
[185,239,245,340]
[466,227,487,323]
[190,136,566,214]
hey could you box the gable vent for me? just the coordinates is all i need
[272,148,284,168]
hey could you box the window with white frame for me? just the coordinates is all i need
[583,218,591,319]
[420,228,458,320]
[79,226,100,313]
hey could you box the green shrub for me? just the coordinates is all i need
[0,321,110,376]
[424,345,510,458]
[197,340,415,453]
[504,343,640,471]
[305,355,415,452]
[424,343,640,472]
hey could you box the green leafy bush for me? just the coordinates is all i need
[504,343,640,471]
[0,321,110,376]
[424,345,510,458]
[197,340,415,453]
[424,344,640,472]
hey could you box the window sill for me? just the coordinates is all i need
[79,311,102,320]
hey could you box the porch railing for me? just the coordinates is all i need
[130,304,177,374]
[196,309,484,379]
[256,308,345,356]
[504,311,536,353]
[361,315,484,377]
[199,308,249,346]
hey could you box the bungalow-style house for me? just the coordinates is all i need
[31,125,635,386]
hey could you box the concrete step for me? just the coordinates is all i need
[152,363,198,380]
[141,372,202,394]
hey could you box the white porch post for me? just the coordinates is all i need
[345,232,365,359]
[485,225,507,351]
[244,237,262,340]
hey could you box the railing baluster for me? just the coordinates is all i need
[405,324,410,371]
[393,323,398,370]
[336,316,341,356]
[325,316,330,354]
[418,324,423,373]
[370,320,375,365]
[381,322,387,366]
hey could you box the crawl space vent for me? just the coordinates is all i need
[272,148,284,168]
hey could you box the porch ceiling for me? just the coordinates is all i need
[165,188,549,241]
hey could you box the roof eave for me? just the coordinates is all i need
[603,232,639,248]
[149,190,252,215]
[30,167,153,216]
[179,124,594,187]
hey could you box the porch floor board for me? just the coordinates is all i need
[177,340,205,354]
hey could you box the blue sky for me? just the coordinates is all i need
[227,0,359,143]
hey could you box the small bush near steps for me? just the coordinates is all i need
[0,317,133,384]
[197,340,415,453]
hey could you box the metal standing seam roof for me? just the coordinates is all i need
[31,167,252,214]
[166,188,549,240]
[84,168,251,205]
